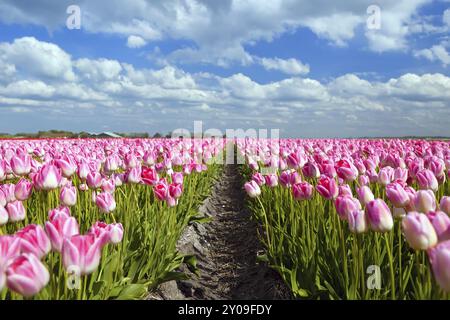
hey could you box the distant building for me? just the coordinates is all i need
[86,131,122,138]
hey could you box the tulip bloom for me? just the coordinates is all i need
[279,171,292,187]
[6,200,26,222]
[440,196,450,215]
[86,171,102,189]
[336,159,358,182]
[77,160,90,180]
[101,178,115,194]
[244,180,261,198]
[378,166,394,186]
[6,253,50,297]
[95,192,116,213]
[316,176,339,200]
[48,206,71,221]
[14,179,33,201]
[302,162,320,179]
[366,199,394,232]
[0,206,8,225]
[358,175,370,186]
[338,184,353,197]
[60,184,77,207]
[107,223,124,244]
[45,215,79,252]
[252,173,265,186]
[55,156,76,178]
[414,190,436,214]
[292,182,313,201]
[402,212,437,250]
[428,240,450,292]
[153,179,169,201]
[386,182,410,208]
[264,174,278,187]
[10,153,32,176]
[347,210,368,234]
[427,211,450,242]
[141,166,159,186]
[416,169,439,192]
[171,172,184,185]
[35,164,62,190]
[0,235,21,269]
[89,221,114,247]
[16,224,51,259]
[335,196,361,220]
[62,234,103,275]
[168,183,183,199]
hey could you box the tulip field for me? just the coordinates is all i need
[0,138,222,299]
[1,137,450,300]
[241,138,450,299]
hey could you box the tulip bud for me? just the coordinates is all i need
[6,253,50,297]
[244,180,261,198]
[6,201,26,222]
[402,211,437,250]
[417,169,438,192]
[95,192,116,213]
[14,178,33,201]
[60,184,77,207]
[252,173,265,186]
[87,172,102,189]
[347,210,368,234]
[292,182,313,200]
[335,196,361,220]
[440,196,450,215]
[386,182,410,208]
[414,190,436,214]
[366,199,393,232]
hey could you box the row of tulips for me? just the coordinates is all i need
[0,138,223,299]
[241,138,450,299]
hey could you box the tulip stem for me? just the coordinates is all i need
[384,233,396,299]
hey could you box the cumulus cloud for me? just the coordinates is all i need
[126,35,147,48]
[414,43,450,67]
[0,37,449,137]
[0,0,434,65]
[258,57,310,75]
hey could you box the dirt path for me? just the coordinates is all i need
[148,164,291,300]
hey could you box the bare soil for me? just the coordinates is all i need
[147,164,292,300]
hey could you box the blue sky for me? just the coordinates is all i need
[0,0,449,137]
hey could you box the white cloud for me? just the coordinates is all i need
[75,58,123,81]
[126,35,147,48]
[444,9,450,26]
[0,37,75,81]
[414,43,450,67]
[258,57,310,75]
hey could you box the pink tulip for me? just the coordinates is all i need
[60,184,77,207]
[104,156,119,173]
[292,182,313,200]
[166,196,178,207]
[79,183,89,191]
[402,211,437,250]
[428,240,450,292]
[414,190,436,214]
[141,166,159,186]
[171,172,184,185]
[427,211,450,242]
[335,196,361,220]
[14,178,33,201]
[86,171,102,189]
[386,182,410,208]
[366,199,393,232]
[62,234,103,275]
[48,206,71,220]
[77,160,90,180]
[244,180,261,198]
[347,210,368,234]
[169,183,183,199]
[339,184,353,197]
[264,174,278,187]
[6,253,50,297]
[45,215,79,252]
[124,154,139,169]
[417,169,438,192]
[16,224,51,259]
[88,221,114,247]
[0,206,8,225]
[378,166,394,186]
[336,159,358,182]
[2,184,16,203]
[0,189,6,207]
[358,175,370,186]
[107,223,124,244]
[101,178,115,194]
[316,176,339,200]
[95,192,116,213]
[0,160,6,181]
[302,162,320,179]
[252,172,265,186]
[393,167,408,182]
[125,167,141,184]
[441,196,450,215]
[153,179,169,201]
[0,235,21,268]
[55,156,76,178]
[393,207,407,219]
[35,164,61,190]
[10,153,31,176]
[6,201,26,222]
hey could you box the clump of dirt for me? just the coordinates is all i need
[147,164,292,300]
